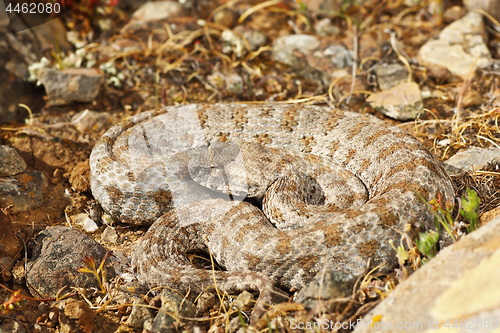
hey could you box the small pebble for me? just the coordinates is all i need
[0,145,26,177]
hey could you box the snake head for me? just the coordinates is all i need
[188,142,250,197]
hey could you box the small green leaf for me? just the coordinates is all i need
[416,230,439,259]
[460,188,480,233]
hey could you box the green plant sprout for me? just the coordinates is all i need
[0,289,24,315]
[77,251,113,294]
[415,230,439,262]
[414,188,481,262]
[460,188,480,233]
[427,194,456,241]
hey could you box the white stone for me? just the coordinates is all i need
[272,35,320,66]
[131,1,184,22]
[83,217,99,232]
[418,12,491,80]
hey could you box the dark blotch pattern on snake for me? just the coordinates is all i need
[89,104,454,322]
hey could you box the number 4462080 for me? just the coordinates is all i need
[6,2,61,14]
[443,319,499,330]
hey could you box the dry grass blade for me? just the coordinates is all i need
[238,0,284,24]
[207,0,243,22]
[389,30,412,83]
[453,57,478,133]
[253,302,304,330]
[346,25,358,105]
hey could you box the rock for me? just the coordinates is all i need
[12,260,25,285]
[213,9,237,28]
[296,0,341,11]
[0,320,27,333]
[444,146,500,174]
[125,296,154,329]
[196,292,216,314]
[106,251,133,281]
[131,1,184,22]
[56,299,95,333]
[460,90,483,107]
[314,18,340,37]
[67,213,95,232]
[443,5,466,23]
[323,45,354,69]
[230,316,243,332]
[418,12,492,80]
[233,26,267,51]
[0,145,26,177]
[82,215,99,233]
[272,34,364,90]
[366,82,423,120]
[151,289,196,333]
[111,281,152,330]
[71,110,116,134]
[375,63,409,91]
[424,62,453,82]
[272,34,321,68]
[67,161,91,193]
[439,11,488,46]
[221,29,245,57]
[206,72,245,95]
[0,170,47,212]
[26,226,115,298]
[39,68,104,106]
[98,38,143,60]
[232,290,253,310]
[207,72,227,89]
[0,27,41,124]
[295,269,357,310]
[480,206,500,225]
[101,226,119,245]
[420,86,432,99]
[244,29,267,51]
[30,19,72,53]
[225,74,244,95]
[464,0,500,22]
[353,215,500,333]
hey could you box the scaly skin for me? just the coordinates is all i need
[90,103,454,323]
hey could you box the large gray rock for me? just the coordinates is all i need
[444,146,500,174]
[366,82,423,120]
[354,215,500,333]
[418,12,491,80]
[26,226,115,298]
[39,68,104,105]
[0,170,46,212]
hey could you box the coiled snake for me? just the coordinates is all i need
[90,103,454,322]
